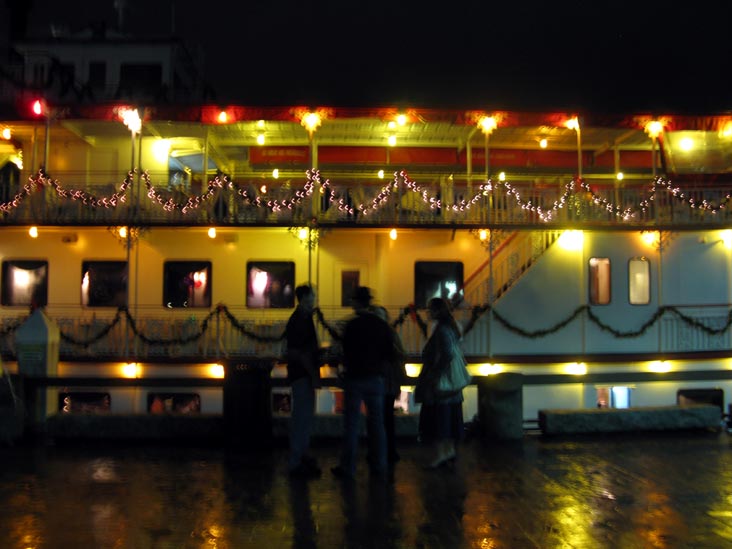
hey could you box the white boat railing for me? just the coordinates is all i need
[4,170,732,229]
[2,303,732,362]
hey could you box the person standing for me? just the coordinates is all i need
[332,287,397,480]
[371,305,407,467]
[285,284,322,478]
[414,297,465,469]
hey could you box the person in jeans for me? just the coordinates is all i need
[332,287,397,480]
[285,284,322,478]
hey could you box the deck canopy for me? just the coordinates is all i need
[2,105,732,180]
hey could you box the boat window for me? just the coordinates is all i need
[1,259,48,307]
[588,257,610,305]
[596,386,631,409]
[340,270,360,307]
[628,257,650,305]
[163,261,211,308]
[148,393,200,414]
[59,392,111,413]
[246,261,295,308]
[81,261,127,307]
[414,261,464,308]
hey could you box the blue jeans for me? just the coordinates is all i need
[339,376,386,475]
[289,376,316,470]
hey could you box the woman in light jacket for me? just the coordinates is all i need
[414,297,465,468]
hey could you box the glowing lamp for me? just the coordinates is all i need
[644,120,664,139]
[478,115,498,135]
[1,127,10,140]
[32,99,45,116]
[28,226,38,238]
[208,227,217,239]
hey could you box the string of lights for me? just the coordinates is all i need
[3,170,732,222]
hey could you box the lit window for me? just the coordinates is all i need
[246,261,295,309]
[1,260,48,307]
[588,257,610,305]
[148,393,201,414]
[414,261,464,308]
[596,386,631,409]
[628,257,650,305]
[81,261,127,307]
[163,261,212,308]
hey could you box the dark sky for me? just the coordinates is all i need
[6,0,732,114]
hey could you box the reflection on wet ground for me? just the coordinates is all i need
[1,431,731,548]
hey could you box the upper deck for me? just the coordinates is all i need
[2,106,732,230]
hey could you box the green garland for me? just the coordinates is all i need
[10,301,732,355]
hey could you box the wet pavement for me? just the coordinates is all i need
[1,429,731,548]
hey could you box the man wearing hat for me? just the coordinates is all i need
[332,286,397,479]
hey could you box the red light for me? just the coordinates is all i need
[32,99,44,116]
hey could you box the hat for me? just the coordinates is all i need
[351,286,373,305]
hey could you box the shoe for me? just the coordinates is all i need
[289,462,321,479]
[331,465,355,480]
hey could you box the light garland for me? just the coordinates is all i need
[3,170,732,224]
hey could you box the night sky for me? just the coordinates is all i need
[4,0,732,114]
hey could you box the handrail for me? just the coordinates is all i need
[3,170,732,229]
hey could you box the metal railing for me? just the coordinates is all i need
[3,170,732,229]
[2,303,732,363]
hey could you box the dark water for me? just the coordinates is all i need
[1,432,731,548]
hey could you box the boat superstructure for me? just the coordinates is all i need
[3,17,732,431]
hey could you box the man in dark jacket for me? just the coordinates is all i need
[285,284,321,478]
[332,287,397,479]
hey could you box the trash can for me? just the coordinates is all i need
[223,360,274,447]
[477,372,524,440]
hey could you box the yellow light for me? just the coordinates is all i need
[557,230,584,251]
[118,226,127,239]
[405,363,422,377]
[647,361,671,373]
[152,139,170,163]
[28,226,38,238]
[387,134,397,147]
[256,133,265,145]
[565,117,580,131]
[389,228,397,240]
[272,169,279,179]
[387,121,396,130]
[644,120,664,139]
[298,227,309,240]
[498,171,506,181]
[720,121,732,138]
[260,184,267,194]
[1,127,10,140]
[208,227,217,239]
[396,114,407,126]
[539,138,548,149]
[217,110,228,123]
[721,230,732,249]
[377,169,385,179]
[616,172,624,180]
[479,229,488,241]
[208,363,225,378]
[121,363,140,378]
[565,362,587,375]
[641,230,659,247]
[301,112,322,134]
[476,363,503,376]
[679,137,694,151]
[256,119,266,129]
[119,107,141,134]
[478,115,498,135]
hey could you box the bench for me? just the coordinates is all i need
[538,404,721,435]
